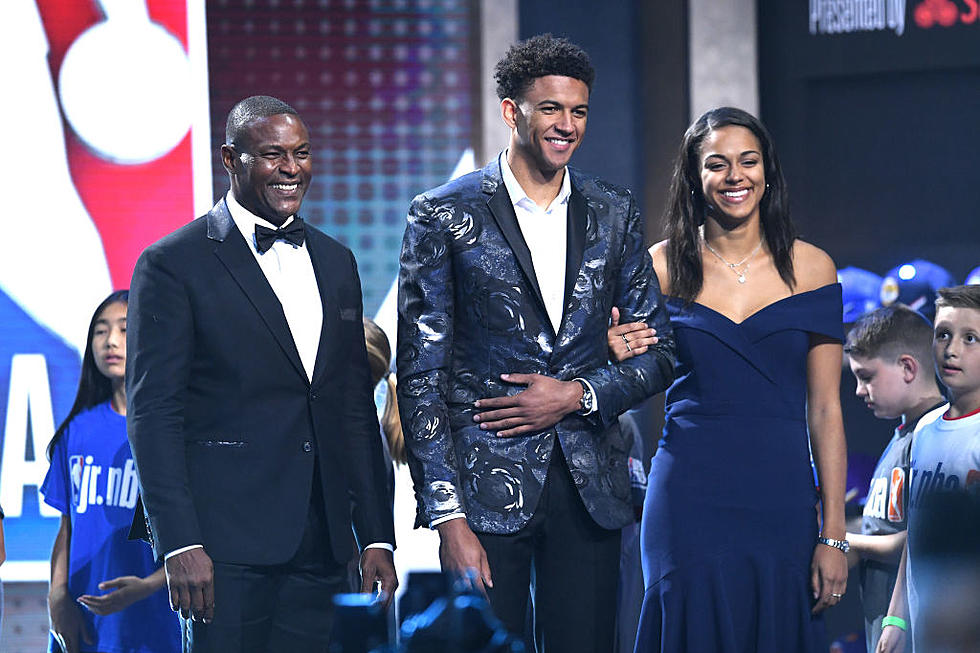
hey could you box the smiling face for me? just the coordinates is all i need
[504,75,589,177]
[699,125,766,225]
[933,306,980,410]
[849,353,912,419]
[222,113,312,225]
[91,301,127,385]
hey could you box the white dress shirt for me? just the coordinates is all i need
[226,191,323,380]
[165,193,390,558]
[500,153,570,334]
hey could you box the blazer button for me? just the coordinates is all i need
[303,441,313,453]
[310,392,318,401]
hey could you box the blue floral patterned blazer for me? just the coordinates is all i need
[396,156,675,534]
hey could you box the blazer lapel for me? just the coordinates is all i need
[207,200,308,382]
[305,234,337,388]
[482,161,548,319]
[560,183,588,332]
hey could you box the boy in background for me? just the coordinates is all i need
[878,285,980,652]
[843,304,947,653]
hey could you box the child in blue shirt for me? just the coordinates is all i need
[41,291,179,653]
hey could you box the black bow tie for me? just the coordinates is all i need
[254,218,305,253]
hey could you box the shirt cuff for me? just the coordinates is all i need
[164,544,204,560]
[430,512,466,529]
[572,377,599,415]
[363,542,394,552]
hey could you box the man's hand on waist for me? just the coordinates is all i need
[473,373,583,437]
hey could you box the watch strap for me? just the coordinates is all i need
[817,536,849,553]
[574,378,594,415]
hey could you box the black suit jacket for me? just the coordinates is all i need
[127,199,394,565]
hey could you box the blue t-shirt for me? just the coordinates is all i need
[40,401,179,653]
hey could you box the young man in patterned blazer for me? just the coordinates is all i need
[397,35,675,652]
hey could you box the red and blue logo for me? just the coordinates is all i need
[0,0,210,581]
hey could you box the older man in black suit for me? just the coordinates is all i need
[127,96,396,652]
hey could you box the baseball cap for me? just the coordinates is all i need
[880,259,955,321]
[838,267,882,323]
[965,266,980,286]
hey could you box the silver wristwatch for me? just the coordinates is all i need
[817,536,850,554]
[575,379,595,415]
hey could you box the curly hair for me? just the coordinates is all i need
[663,107,796,302]
[494,34,595,101]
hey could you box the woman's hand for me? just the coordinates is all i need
[607,307,658,362]
[876,624,907,652]
[77,575,156,615]
[810,541,848,613]
[49,586,94,653]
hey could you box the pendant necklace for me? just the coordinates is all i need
[702,233,763,284]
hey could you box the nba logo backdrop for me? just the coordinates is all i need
[0,0,211,580]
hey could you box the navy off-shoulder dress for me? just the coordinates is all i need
[635,283,843,653]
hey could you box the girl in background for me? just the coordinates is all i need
[364,317,406,471]
[41,291,179,653]
[348,319,404,594]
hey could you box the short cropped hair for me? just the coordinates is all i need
[225,95,299,146]
[935,285,980,312]
[845,304,935,364]
[494,34,595,101]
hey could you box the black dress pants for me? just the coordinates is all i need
[477,442,622,653]
[182,485,347,653]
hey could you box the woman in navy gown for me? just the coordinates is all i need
[610,107,848,652]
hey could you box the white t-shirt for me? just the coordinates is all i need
[905,406,980,642]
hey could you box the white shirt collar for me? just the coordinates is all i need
[224,191,296,252]
[499,151,571,213]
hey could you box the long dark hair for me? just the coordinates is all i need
[363,318,405,465]
[664,107,796,302]
[46,290,129,461]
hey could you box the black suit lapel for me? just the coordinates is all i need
[485,173,548,319]
[208,202,308,383]
[306,234,337,388]
[561,184,588,331]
